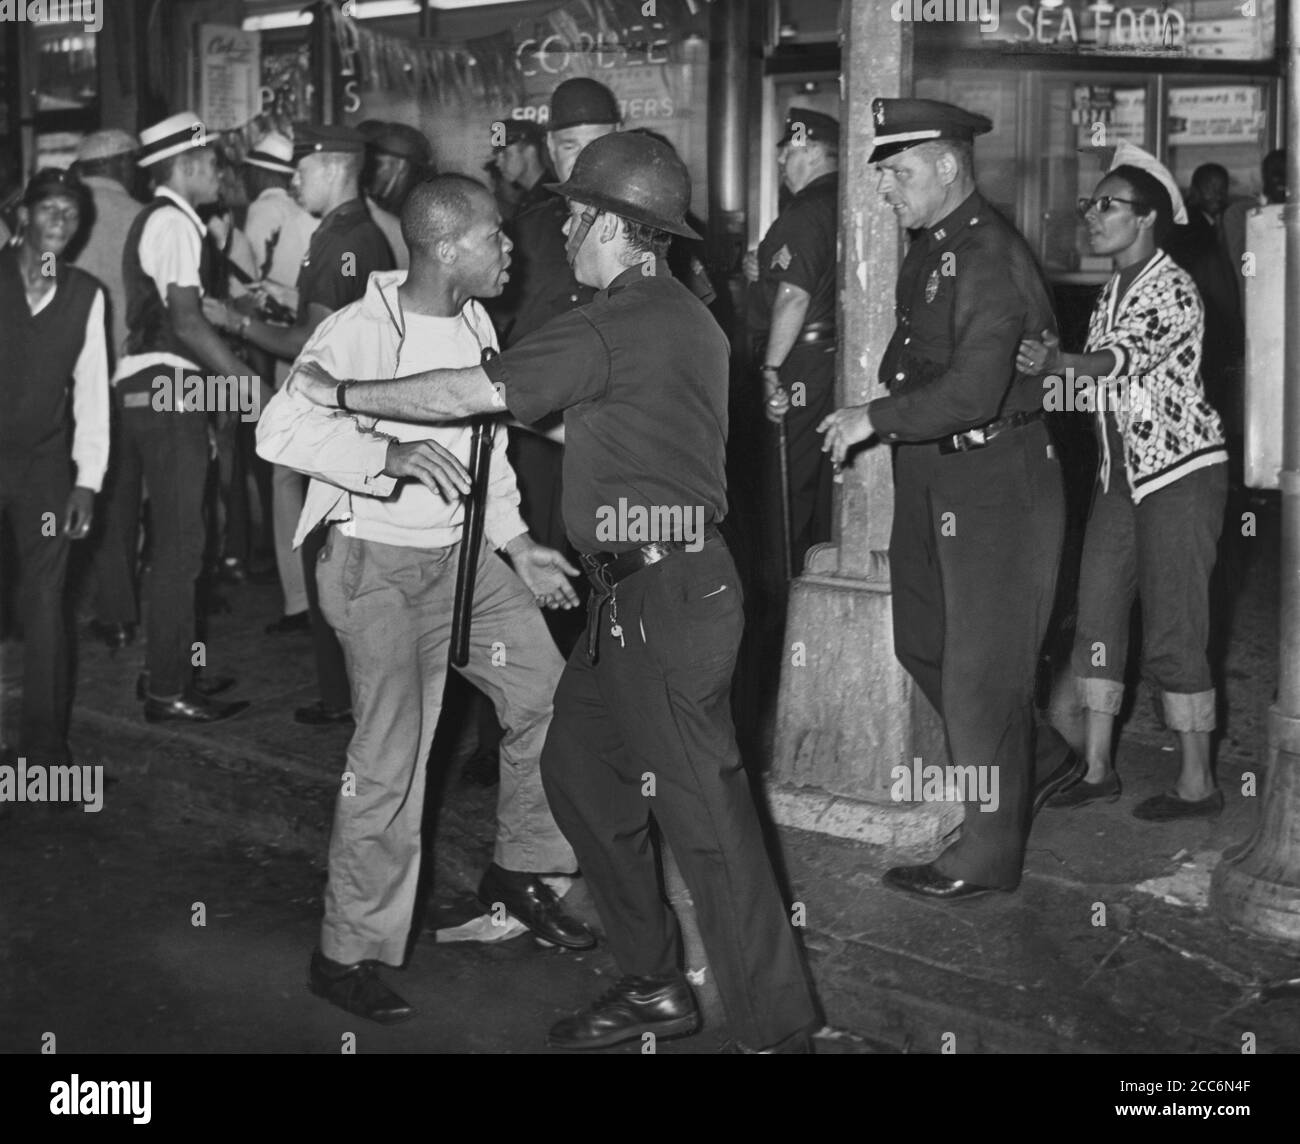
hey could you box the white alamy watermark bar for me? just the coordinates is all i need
[890,0,1000,33]
[594,498,706,552]
[890,756,1001,813]
[0,757,104,812]
[151,367,261,422]
[0,0,102,32]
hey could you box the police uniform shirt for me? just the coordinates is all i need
[869,191,1055,442]
[750,171,839,336]
[296,197,395,319]
[481,259,729,554]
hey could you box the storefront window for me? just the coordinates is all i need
[1165,81,1270,197]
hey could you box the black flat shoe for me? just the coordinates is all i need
[144,692,249,724]
[1047,771,1122,809]
[308,949,415,1025]
[478,864,596,950]
[882,863,1003,902]
[1031,749,1087,817]
[293,701,354,726]
[137,671,236,701]
[548,975,699,1050]
[88,620,136,650]
[1132,788,1224,822]
[265,611,311,636]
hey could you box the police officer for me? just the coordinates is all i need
[752,108,839,569]
[286,132,820,1053]
[356,120,434,270]
[208,125,394,725]
[486,119,551,222]
[820,98,1082,901]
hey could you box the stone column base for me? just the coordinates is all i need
[768,783,962,854]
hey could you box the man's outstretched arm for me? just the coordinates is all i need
[288,358,506,423]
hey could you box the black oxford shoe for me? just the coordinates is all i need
[882,863,1003,902]
[137,671,236,701]
[478,864,596,950]
[308,949,415,1025]
[144,692,249,724]
[1031,749,1087,817]
[548,975,700,1050]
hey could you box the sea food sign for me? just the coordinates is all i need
[1007,2,1186,50]
[919,1,1276,59]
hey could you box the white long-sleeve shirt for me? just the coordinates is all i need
[30,283,110,492]
[256,269,527,551]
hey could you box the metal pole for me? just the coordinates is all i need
[1209,17,1300,940]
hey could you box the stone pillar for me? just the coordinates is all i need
[767,1,958,851]
[1209,15,1300,941]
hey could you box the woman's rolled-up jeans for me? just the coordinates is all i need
[1071,460,1228,733]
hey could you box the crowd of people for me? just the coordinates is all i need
[0,73,1282,1050]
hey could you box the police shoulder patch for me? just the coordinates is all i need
[771,244,793,271]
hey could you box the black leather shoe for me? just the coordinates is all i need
[1032,749,1087,817]
[294,700,354,726]
[308,949,415,1025]
[137,672,235,701]
[478,864,596,950]
[144,692,249,724]
[721,1029,815,1054]
[548,975,699,1050]
[265,611,311,636]
[1048,770,1122,809]
[882,863,1003,902]
[1132,788,1224,822]
[89,620,136,650]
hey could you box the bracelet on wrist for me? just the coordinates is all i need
[336,382,350,412]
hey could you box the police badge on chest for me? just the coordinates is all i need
[925,269,940,303]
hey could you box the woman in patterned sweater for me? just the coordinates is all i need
[1019,156,1228,821]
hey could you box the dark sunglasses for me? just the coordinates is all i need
[1078,195,1139,218]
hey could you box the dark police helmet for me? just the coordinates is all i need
[546,132,699,240]
[548,77,621,132]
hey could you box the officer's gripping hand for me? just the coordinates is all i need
[742,248,760,283]
[62,487,94,540]
[765,386,791,424]
[504,534,581,611]
[384,439,471,501]
[286,359,340,408]
[818,405,876,466]
[1016,329,1062,376]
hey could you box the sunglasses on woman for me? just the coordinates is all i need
[1077,195,1139,218]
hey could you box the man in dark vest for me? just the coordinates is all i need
[112,110,252,723]
[0,168,108,767]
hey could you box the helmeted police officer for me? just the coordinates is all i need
[820,98,1082,901]
[287,131,820,1053]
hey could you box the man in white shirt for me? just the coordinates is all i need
[0,168,109,766]
[258,174,593,1024]
[111,111,253,723]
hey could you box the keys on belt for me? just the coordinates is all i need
[937,409,1044,455]
[578,528,721,663]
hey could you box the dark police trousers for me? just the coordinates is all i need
[776,341,836,569]
[0,448,72,760]
[890,419,1065,888]
[541,534,817,1047]
[102,368,210,697]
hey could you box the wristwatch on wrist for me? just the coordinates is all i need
[336,382,350,412]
